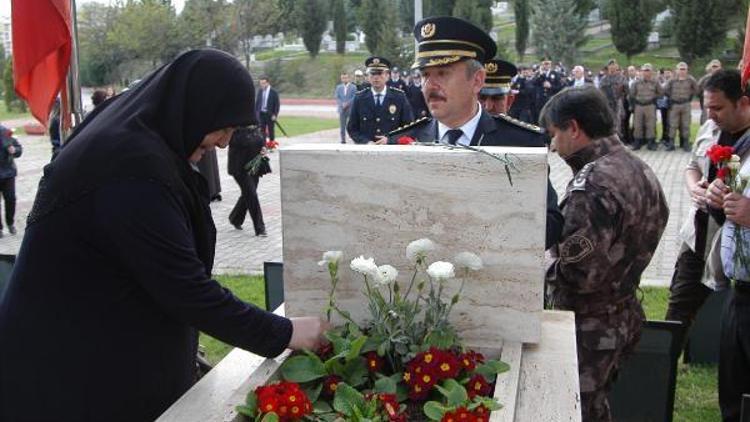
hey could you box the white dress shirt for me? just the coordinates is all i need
[371,87,386,106]
[437,103,482,146]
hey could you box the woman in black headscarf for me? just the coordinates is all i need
[0,49,328,422]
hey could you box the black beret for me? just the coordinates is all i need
[412,16,497,69]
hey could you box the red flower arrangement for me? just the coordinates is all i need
[266,140,279,150]
[397,136,415,145]
[440,405,491,422]
[365,351,385,372]
[253,381,312,421]
[707,145,734,165]
[404,348,485,401]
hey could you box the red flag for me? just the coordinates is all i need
[11,0,72,127]
[742,6,750,90]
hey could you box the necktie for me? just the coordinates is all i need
[375,93,382,107]
[446,129,463,145]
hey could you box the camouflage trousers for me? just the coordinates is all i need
[576,302,645,422]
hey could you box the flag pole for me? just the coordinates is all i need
[61,0,83,143]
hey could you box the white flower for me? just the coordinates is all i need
[350,255,379,278]
[731,154,741,163]
[453,252,483,271]
[427,261,455,281]
[318,250,343,267]
[406,238,436,261]
[377,265,399,285]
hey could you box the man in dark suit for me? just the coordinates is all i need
[347,56,414,144]
[533,57,563,122]
[387,17,562,248]
[255,76,280,142]
[228,127,269,237]
[509,66,536,123]
[406,71,429,119]
[387,66,409,91]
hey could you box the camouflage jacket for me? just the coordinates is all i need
[629,79,663,106]
[546,136,669,315]
[665,76,698,103]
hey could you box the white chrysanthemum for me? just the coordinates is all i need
[731,154,741,163]
[318,250,343,267]
[377,265,399,285]
[406,238,436,261]
[350,255,379,278]
[453,252,483,271]
[729,161,741,171]
[427,261,455,281]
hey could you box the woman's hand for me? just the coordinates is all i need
[288,317,332,351]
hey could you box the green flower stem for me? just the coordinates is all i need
[404,266,419,298]
[325,265,339,323]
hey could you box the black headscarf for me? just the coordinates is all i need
[28,49,256,272]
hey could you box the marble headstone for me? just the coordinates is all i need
[280,144,548,345]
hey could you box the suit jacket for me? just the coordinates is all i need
[255,87,280,118]
[387,110,563,248]
[228,126,269,177]
[347,87,414,144]
[406,84,429,119]
[334,83,356,114]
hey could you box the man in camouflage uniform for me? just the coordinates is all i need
[540,87,669,422]
[629,63,664,150]
[598,59,627,139]
[665,62,698,151]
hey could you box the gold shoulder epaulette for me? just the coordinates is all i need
[387,116,431,136]
[355,88,369,95]
[495,113,543,134]
[389,86,405,93]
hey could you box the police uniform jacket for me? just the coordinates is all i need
[347,87,414,144]
[406,84,429,119]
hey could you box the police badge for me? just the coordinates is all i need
[420,23,436,38]
[389,104,397,114]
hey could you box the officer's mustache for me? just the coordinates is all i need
[426,92,447,102]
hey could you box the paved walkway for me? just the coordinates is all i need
[0,124,689,286]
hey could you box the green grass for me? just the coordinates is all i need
[199,274,265,364]
[276,116,339,137]
[254,49,307,62]
[640,286,720,421]
[0,103,30,121]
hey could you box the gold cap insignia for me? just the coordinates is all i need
[389,104,397,114]
[420,23,436,39]
[373,58,380,65]
[485,62,498,74]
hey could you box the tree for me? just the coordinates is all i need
[234,0,283,67]
[374,1,406,67]
[358,0,382,53]
[530,0,587,67]
[108,1,181,67]
[426,0,455,17]
[514,0,530,61]
[4,58,26,113]
[574,0,596,16]
[608,0,654,62]
[178,0,237,52]
[672,0,732,64]
[332,0,347,54]
[452,0,493,32]
[295,0,328,57]
[78,2,125,86]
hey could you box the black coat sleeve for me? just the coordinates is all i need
[96,180,292,358]
[545,178,564,249]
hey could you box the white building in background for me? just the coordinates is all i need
[0,16,10,57]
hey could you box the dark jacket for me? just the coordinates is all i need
[0,127,22,179]
[228,126,270,177]
[255,86,280,118]
[347,87,414,143]
[406,84,430,119]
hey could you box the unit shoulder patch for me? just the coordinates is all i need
[570,162,596,192]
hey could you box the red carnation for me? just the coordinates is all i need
[717,166,730,181]
[397,135,415,145]
[707,144,734,165]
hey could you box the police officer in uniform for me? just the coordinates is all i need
[629,63,663,150]
[406,71,430,118]
[387,16,563,248]
[347,57,414,144]
[479,58,517,117]
[541,87,669,422]
[387,66,409,91]
[509,66,537,123]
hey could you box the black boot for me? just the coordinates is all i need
[647,138,657,151]
[631,138,642,150]
[681,137,691,152]
[663,138,675,151]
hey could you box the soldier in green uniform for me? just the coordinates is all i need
[665,62,699,151]
[629,63,663,150]
[346,57,414,144]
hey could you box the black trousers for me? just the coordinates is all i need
[0,177,16,230]
[659,107,670,141]
[719,284,750,422]
[259,112,276,141]
[228,172,265,235]
[622,107,633,144]
[665,246,712,330]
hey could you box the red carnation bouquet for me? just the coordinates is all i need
[266,140,279,150]
[236,239,509,421]
[397,136,415,145]
[707,144,737,183]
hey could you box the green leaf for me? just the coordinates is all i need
[396,381,409,402]
[259,411,279,422]
[235,404,256,417]
[376,340,390,357]
[475,359,510,379]
[326,357,345,376]
[345,335,368,362]
[477,396,503,411]
[435,379,468,406]
[361,334,384,354]
[313,400,334,413]
[341,357,369,387]
[373,376,397,394]
[245,390,258,408]
[333,383,366,416]
[280,355,327,382]
[302,381,324,403]
[423,401,448,420]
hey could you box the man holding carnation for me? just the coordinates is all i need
[540,86,669,422]
[702,69,750,422]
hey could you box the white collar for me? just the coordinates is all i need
[371,87,386,98]
[437,103,482,146]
